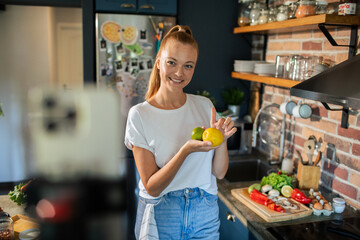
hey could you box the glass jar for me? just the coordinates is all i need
[0,217,14,240]
[249,2,261,25]
[315,0,328,14]
[259,9,269,24]
[276,5,289,21]
[333,198,346,213]
[267,7,277,22]
[338,0,357,15]
[285,0,299,19]
[237,0,252,26]
[296,0,316,18]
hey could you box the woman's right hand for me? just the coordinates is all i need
[182,139,216,154]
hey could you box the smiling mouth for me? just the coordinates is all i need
[169,77,183,83]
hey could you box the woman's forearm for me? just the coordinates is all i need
[145,147,190,197]
[212,142,229,179]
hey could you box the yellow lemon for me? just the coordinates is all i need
[281,185,293,198]
[191,127,205,141]
[202,128,223,147]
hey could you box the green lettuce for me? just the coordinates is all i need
[261,172,293,192]
[8,183,27,206]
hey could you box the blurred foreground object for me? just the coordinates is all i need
[26,87,127,240]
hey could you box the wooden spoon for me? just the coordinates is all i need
[313,151,322,166]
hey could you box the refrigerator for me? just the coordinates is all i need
[96,13,176,113]
[95,13,176,240]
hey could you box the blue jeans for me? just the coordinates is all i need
[135,188,220,240]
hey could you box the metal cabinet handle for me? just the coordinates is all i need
[139,4,155,10]
[226,212,235,222]
[120,3,136,8]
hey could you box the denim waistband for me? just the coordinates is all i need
[165,188,205,199]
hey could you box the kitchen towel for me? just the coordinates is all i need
[139,204,159,240]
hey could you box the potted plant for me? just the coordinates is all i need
[222,87,244,116]
[196,90,216,106]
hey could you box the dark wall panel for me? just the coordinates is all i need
[178,0,252,115]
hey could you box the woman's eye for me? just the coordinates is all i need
[167,61,175,65]
[185,65,194,69]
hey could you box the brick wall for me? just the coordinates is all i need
[253,27,360,209]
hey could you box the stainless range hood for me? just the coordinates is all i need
[290,54,360,128]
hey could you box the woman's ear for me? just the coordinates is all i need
[156,58,160,70]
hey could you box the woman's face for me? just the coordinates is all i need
[157,40,198,93]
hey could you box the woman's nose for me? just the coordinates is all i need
[175,66,183,77]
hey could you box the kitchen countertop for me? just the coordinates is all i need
[217,153,360,240]
[0,195,27,217]
[1,155,359,240]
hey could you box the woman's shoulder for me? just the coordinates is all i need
[128,101,150,116]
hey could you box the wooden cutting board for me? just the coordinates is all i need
[11,214,39,239]
[231,188,313,222]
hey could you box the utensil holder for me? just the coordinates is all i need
[297,161,320,190]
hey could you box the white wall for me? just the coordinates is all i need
[0,5,82,182]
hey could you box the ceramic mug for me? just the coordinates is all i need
[280,100,297,115]
[292,100,312,119]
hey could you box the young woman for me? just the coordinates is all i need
[125,25,237,240]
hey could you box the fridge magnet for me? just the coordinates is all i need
[146,59,153,70]
[101,21,121,43]
[131,58,138,67]
[124,63,130,73]
[130,68,139,78]
[124,43,143,55]
[115,60,123,72]
[139,61,145,71]
[120,26,138,45]
[100,38,107,51]
[100,64,107,76]
[140,29,147,42]
[116,42,125,55]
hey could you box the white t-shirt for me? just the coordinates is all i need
[125,94,218,199]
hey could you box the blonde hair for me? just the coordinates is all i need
[145,25,199,100]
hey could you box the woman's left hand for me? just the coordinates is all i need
[210,107,237,142]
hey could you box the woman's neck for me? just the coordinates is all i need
[148,90,186,110]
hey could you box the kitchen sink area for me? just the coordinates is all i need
[224,158,276,183]
[217,152,360,240]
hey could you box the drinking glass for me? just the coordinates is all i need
[290,55,305,81]
[304,56,323,79]
[275,55,290,78]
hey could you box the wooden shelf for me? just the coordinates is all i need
[233,14,360,34]
[231,72,299,88]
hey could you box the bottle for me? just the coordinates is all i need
[281,158,294,174]
[267,7,277,22]
[277,5,289,21]
[237,0,252,26]
[315,0,328,14]
[285,0,298,19]
[338,0,357,15]
[258,9,269,24]
[250,2,261,25]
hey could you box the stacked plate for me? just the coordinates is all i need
[234,60,263,73]
[254,62,276,76]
